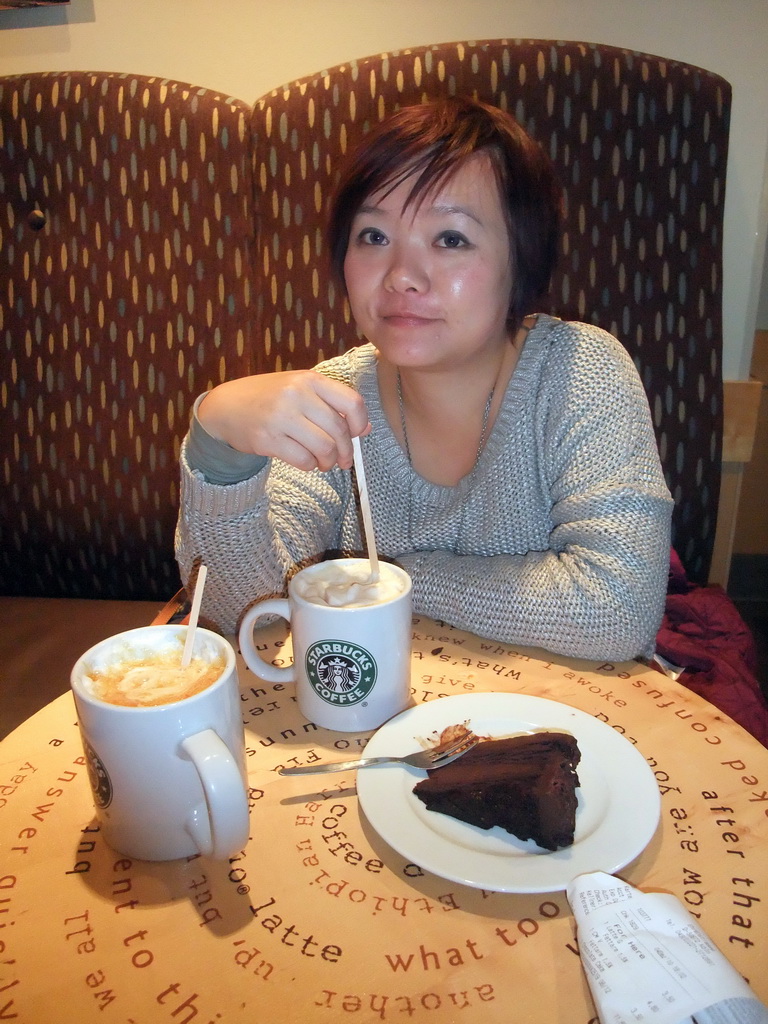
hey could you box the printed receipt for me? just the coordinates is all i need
[567,872,768,1024]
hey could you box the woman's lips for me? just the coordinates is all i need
[381,312,439,327]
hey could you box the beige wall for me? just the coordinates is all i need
[1,0,767,381]
[734,332,768,555]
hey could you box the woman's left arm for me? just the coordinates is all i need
[399,490,671,661]
[396,327,674,661]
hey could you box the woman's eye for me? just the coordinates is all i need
[436,231,470,249]
[357,228,388,246]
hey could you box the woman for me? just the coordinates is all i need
[176,97,672,660]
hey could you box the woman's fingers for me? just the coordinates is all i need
[305,373,370,468]
[311,372,369,433]
[257,374,366,470]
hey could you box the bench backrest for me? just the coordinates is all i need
[0,72,255,598]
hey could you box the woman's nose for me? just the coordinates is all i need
[383,245,428,293]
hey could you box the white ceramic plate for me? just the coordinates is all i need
[356,693,660,893]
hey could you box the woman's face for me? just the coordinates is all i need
[343,152,514,374]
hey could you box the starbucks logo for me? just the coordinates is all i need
[83,737,113,808]
[305,640,377,707]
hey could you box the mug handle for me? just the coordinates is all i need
[181,729,249,859]
[238,599,295,682]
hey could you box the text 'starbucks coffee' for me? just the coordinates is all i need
[238,559,412,732]
[304,638,377,706]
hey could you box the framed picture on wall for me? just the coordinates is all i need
[0,1,69,7]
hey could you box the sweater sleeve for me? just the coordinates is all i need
[175,441,358,634]
[185,393,267,484]
[397,326,673,661]
[174,345,374,634]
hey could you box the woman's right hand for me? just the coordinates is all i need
[197,371,370,472]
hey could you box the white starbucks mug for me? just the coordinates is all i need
[71,625,249,861]
[238,558,413,732]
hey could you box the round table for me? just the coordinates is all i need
[1,614,766,1023]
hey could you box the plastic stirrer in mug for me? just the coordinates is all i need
[351,435,379,582]
[181,563,208,668]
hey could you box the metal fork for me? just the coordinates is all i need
[278,733,479,775]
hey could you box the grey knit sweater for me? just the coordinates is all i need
[176,315,673,660]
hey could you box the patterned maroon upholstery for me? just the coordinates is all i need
[0,43,731,599]
[0,72,255,598]
[252,39,731,583]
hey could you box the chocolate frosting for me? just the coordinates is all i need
[413,732,581,851]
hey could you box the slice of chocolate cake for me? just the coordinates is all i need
[413,732,581,851]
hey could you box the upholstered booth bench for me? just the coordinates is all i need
[2,41,766,742]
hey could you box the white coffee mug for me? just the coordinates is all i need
[71,625,249,861]
[238,558,413,732]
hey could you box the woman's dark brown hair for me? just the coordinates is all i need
[327,97,562,331]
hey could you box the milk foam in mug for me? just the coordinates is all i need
[85,648,225,706]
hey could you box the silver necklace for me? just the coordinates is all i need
[396,369,495,469]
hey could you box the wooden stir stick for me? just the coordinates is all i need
[181,563,208,668]
[351,436,380,582]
